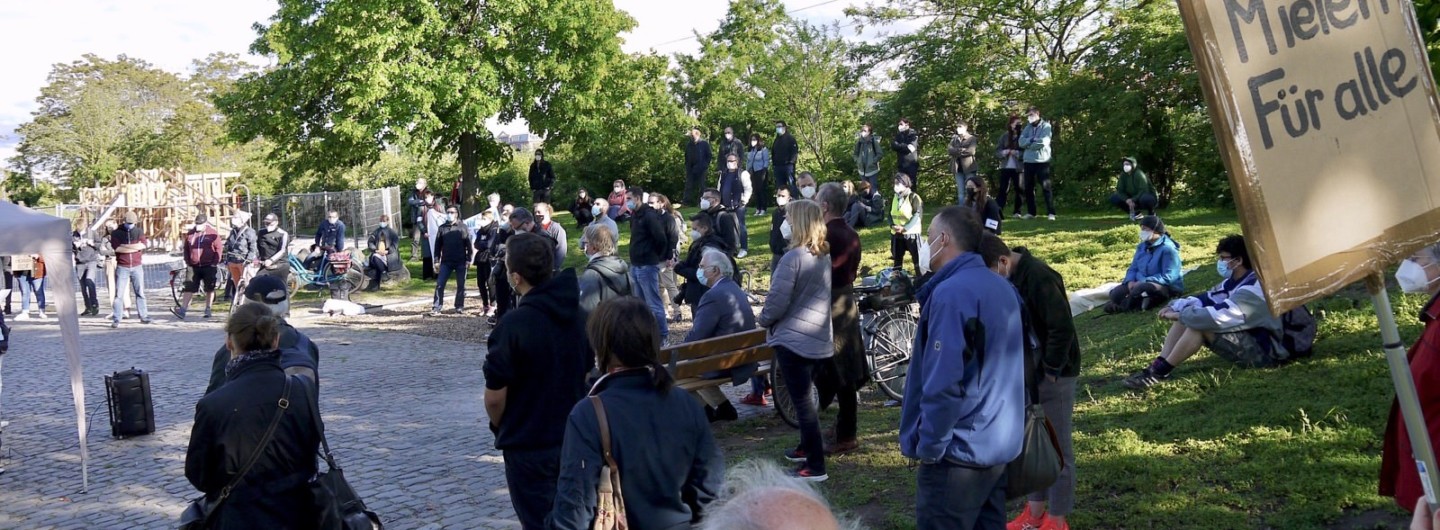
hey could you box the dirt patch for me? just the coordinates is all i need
[1328,507,1409,529]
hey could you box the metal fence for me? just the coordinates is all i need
[239,187,402,251]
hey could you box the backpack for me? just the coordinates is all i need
[1278,305,1317,359]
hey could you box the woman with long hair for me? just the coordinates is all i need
[964,175,1003,235]
[995,114,1025,217]
[548,296,724,529]
[759,199,833,482]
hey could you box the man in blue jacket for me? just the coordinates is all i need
[306,210,346,271]
[900,206,1025,530]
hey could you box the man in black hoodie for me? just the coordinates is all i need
[484,232,594,530]
[627,186,679,342]
[892,117,920,182]
[684,127,713,205]
[528,149,556,205]
[432,205,473,315]
[772,120,799,196]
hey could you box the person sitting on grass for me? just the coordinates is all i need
[1109,157,1158,221]
[1105,215,1183,314]
[1123,234,1294,389]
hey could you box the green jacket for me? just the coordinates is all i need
[1116,157,1154,199]
[1010,248,1080,378]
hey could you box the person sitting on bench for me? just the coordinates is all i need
[684,247,756,422]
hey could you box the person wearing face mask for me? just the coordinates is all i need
[423,194,449,281]
[651,193,686,323]
[963,176,1003,235]
[676,212,736,315]
[221,211,258,304]
[472,210,501,315]
[901,206,1025,529]
[172,213,225,320]
[308,210,346,272]
[996,114,1026,219]
[747,133,773,216]
[1018,106,1057,220]
[625,186,679,341]
[717,126,744,173]
[568,188,594,228]
[1109,157,1158,221]
[1123,235,1300,390]
[770,188,792,271]
[699,188,742,258]
[576,223,632,313]
[483,232,593,530]
[685,247,754,423]
[986,235,1082,530]
[891,118,920,182]
[98,218,134,319]
[407,178,430,262]
[528,148,556,205]
[795,171,819,202]
[254,213,291,280]
[1382,242,1440,516]
[72,222,103,317]
[817,183,865,455]
[431,205,473,315]
[685,127,714,205]
[364,214,401,292]
[1106,215,1183,314]
[533,203,568,272]
[109,210,153,327]
[606,179,631,221]
[586,197,619,247]
[717,154,754,257]
[947,121,979,202]
[854,123,885,192]
[772,120,799,196]
[890,174,925,274]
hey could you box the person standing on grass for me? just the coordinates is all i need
[760,199,833,482]
[854,123,885,192]
[817,183,865,455]
[987,235,1081,530]
[484,231,593,530]
[627,186,679,342]
[528,148,556,205]
[110,211,153,328]
[747,133,773,216]
[685,127,714,206]
[1380,243,1440,516]
[173,214,224,320]
[769,188,791,272]
[1122,235,1297,389]
[1019,106,1056,221]
[364,214,401,292]
[1106,215,1183,314]
[773,121,799,197]
[432,205,472,315]
[948,121,979,203]
[901,206,1025,530]
[1109,157,1159,221]
[996,115,1025,219]
[890,174,924,274]
[892,118,920,183]
[716,126,745,174]
[717,152,753,258]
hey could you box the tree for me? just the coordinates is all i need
[220,0,635,216]
[674,0,790,138]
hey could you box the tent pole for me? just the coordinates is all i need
[1368,273,1440,511]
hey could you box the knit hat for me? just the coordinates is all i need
[123,211,138,224]
[1140,215,1165,234]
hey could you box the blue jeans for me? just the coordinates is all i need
[433,262,467,312]
[776,346,825,473]
[630,264,667,340]
[17,273,44,312]
[112,266,150,323]
[916,461,1007,530]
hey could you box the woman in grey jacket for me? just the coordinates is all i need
[758,199,833,482]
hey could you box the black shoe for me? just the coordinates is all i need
[1123,367,1166,390]
[704,405,718,423]
[715,401,739,421]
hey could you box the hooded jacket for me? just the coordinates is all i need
[529,155,556,192]
[1123,234,1184,294]
[224,225,258,264]
[853,135,884,177]
[184,224,224,267]
[700,206,741,255]
[1116,157,1156,199]
[484,269,595,451]
[900,252,1024,466]
[1009,248,1081,378]
[578,255,633,313]
[891,128,919,166]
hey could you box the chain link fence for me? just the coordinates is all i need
[238,187,402,251]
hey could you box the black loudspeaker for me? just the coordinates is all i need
[105,368,154,439]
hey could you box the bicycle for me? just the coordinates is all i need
[169,264,231,308]
[856,267,918,401]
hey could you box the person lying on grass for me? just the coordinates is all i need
[1123,234,1295,389]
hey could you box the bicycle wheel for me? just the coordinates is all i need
[770,355,818,429]
[169,269,184,307]
[869,307,917,401]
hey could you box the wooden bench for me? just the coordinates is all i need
[661,328,773,394]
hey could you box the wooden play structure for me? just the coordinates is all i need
[79,169,245,250]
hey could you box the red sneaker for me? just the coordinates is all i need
[1007,506,1045,530]
[1037,516,1069,530]
[740,393,768,407]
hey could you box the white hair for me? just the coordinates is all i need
[700,248,733,278]
[699,460,861,530]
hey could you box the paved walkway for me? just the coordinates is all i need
[0,309,768,529]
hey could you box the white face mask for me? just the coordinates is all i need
[328,217,339,224]
[727,162,738,170]
[591,205,602,217]
[689,229,702,241]
[725,133,733,140]
[861,130,870,138]
[1028,114,1040,124]
[919,234,942,274]
[776,127,785,135]
[700,198,713,210]
[1397,259,1436,293]
[266,221,278,229]
[956,127,966,135]
[1123,163,1134,173]
[1140,229,1153,243]
[780,220,793,240]
[800,186,816,199]
[379,222,388,229]
[897,124,907,132]
[446,213,457,222]
[775,197,790,207]
[894,186,906,195]
[751,141,757,147]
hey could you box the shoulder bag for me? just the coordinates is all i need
[302,382,384,530]
[589,395,628,530]
[1005,305,1066,500]
[179,374,293,530]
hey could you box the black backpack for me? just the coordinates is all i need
[1278,305,1318,359]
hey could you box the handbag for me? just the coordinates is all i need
[179,375,294,530]
[1005,306,1066,500]
[589,396,628,530]
[302,383,383,530]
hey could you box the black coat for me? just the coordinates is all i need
[628,205,677,267]
[699,207,740,256]
[569,196,595,227]
[367,226,403,271]
[186,353,321,530]
[674,234,734,306]
[207,322,321,395]
[473,222,500,266]
[434,221,473,265]
[715,137,745,171]
[892,129,919,165]
[529,160,556,191]
[769,208,787,257]
[772,133,798,166]
[1009,248,1081,378]
[684,139,712,177]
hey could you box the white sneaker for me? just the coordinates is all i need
[1012,212,1023,219]
[1022,214,1035,220]
[1048,214,1056,221]
[14,313,30,322]
[737,249,748,258]
[34,312,48,320]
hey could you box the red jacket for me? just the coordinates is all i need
[1380,292,1440,512]
[184,225,224,267]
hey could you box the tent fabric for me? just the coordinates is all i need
[0,200,88,491]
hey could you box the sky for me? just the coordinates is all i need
[0,0,897,171]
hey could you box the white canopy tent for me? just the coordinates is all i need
[0,199,89,490]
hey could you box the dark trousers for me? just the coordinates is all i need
[685,170,706,205]
[1023,162,1055,216]
[421,256,435,281]
[776,346,826,474]
[891,233,920,274]
[492,263,514,319]
[1108,281,1175,311]
[916,461,1008,530]
[2,270,11,313]
[836,385,858,441]
[78,262,99,310]
[1109,191,1158,216]
[367,254,389,286]
[433,262,467,311]
[531,188,551,205]
[775,164,797,196]
[996,168,1023,214]
[474,260,493,307]
[502,446,562,530]
[751,168,771,211]
[410,225,423,262]
[899,159,919,181]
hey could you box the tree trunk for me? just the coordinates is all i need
[459,131,480,218]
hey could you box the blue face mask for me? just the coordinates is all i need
[1217,258,1232,278]
[696,267,708,287]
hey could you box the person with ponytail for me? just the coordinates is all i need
[548,296,724,530]
[185,303,322,529]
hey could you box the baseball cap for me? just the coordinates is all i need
[194,213,208,225]
[244,275,290,305]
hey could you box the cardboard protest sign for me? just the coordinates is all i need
[1177,0,1440,314]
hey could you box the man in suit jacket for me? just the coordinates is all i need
[685,247,758,422]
